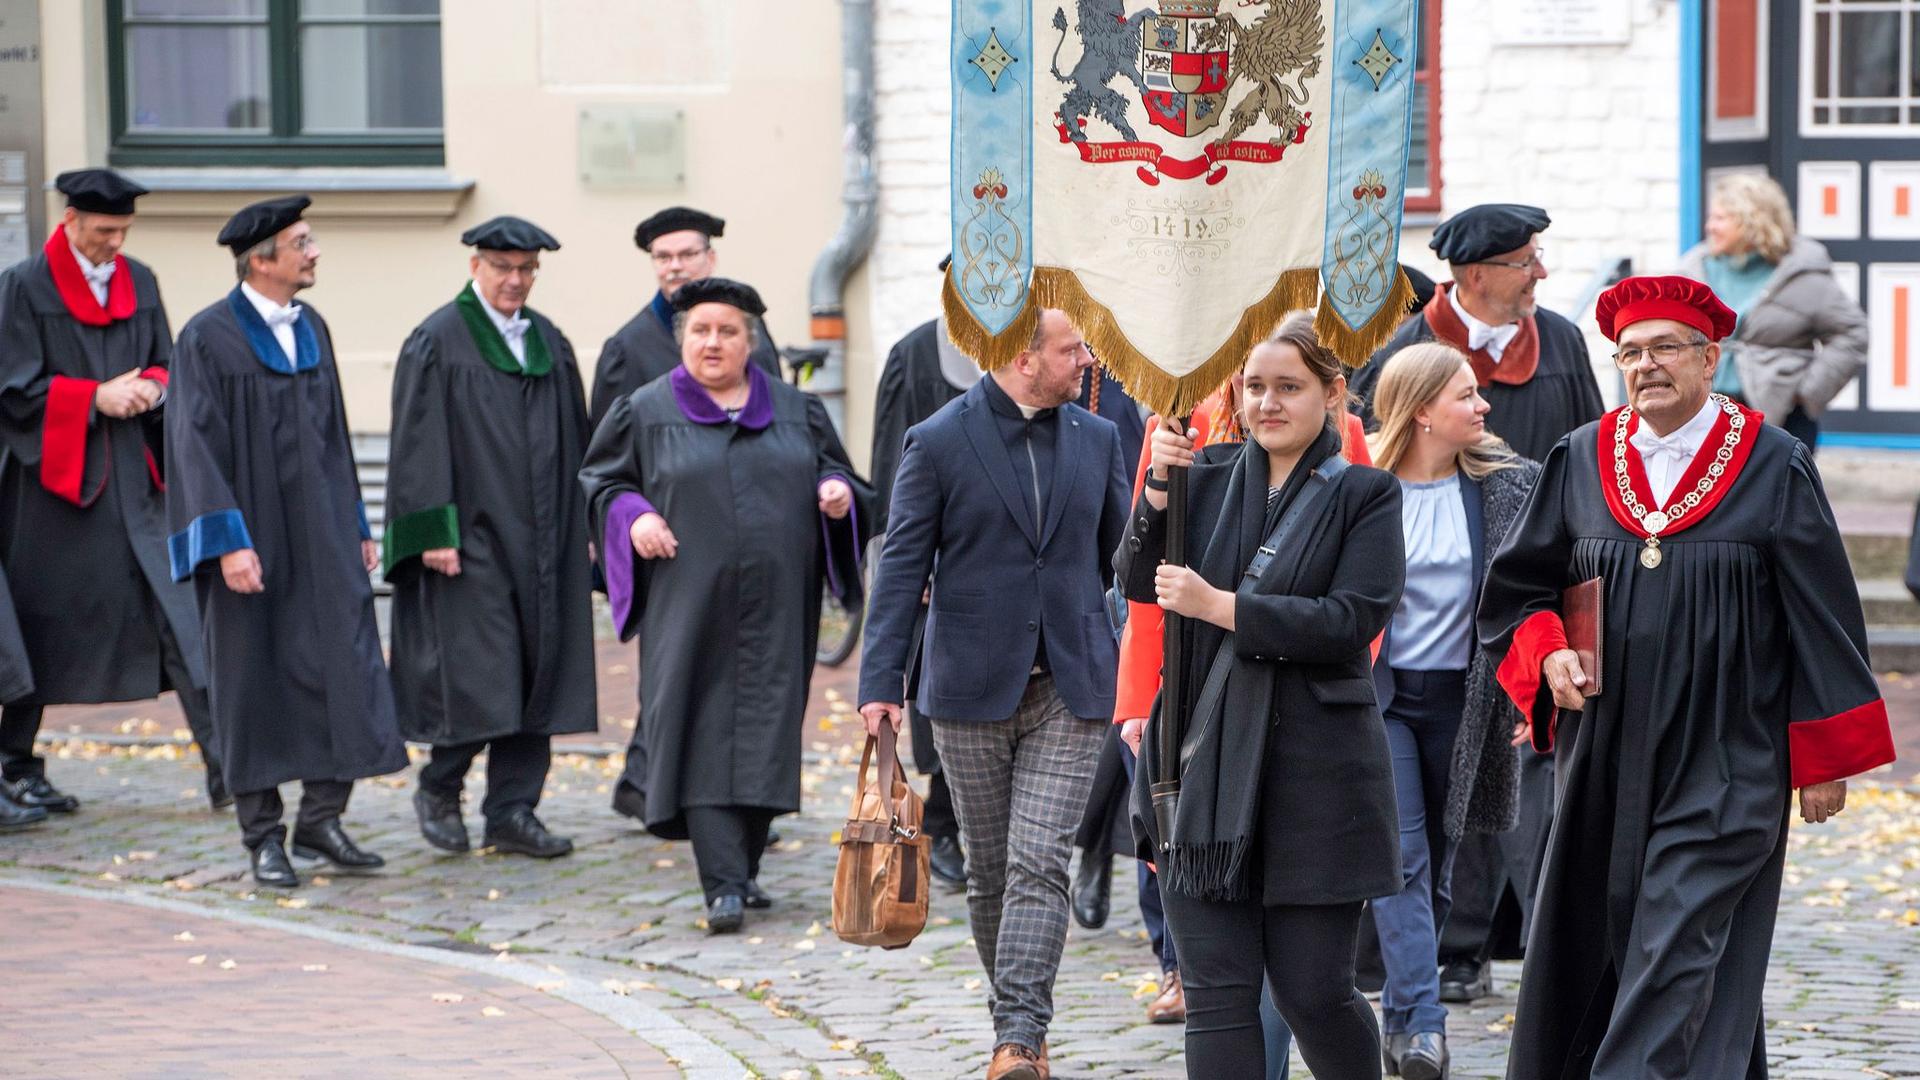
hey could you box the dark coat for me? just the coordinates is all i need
[166,291,406,793]
[578,373,869,839]
[858,377,1131,723]
[0,251,205,703]
[1370,461,1541,840]
[0,563,30,704]
[1117,439,1405,905]
[383,298,598,746]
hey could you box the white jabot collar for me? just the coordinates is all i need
[1449,287,1520,360]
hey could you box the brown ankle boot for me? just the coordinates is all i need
[986,1042,1043,1080]
[1145,970,1187,1024]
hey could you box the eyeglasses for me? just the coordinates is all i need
[1479,246,1545,273]
[650,247,710,266]
[1611,340,1705,370]
[287,233,317,252]
[480,257,540,279]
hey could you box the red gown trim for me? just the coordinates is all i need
[41,374,101,506]
[1789,699,1895,788]
[1495,609,1568,752]
[43,230,135,327]
[1595,398,1763,541]
[1423,283,1540,387]
[141,365,169,488]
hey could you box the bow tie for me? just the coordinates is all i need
[82,261,115,288]
[500,318,529,345]
[262,305,301,329]
[1467,322,1518,354]
[1630,426,1695,467]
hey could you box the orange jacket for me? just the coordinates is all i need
[1112,406,1372,724]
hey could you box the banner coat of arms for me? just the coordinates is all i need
[947,0,1420,417]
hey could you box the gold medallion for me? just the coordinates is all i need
[1639,541,1662,570]
[1642,510,1669,533]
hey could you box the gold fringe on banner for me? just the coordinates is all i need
[943,265,1418,420]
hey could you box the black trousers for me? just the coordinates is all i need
[684,805,775,902]
[1161,891,1380,1079]
[0,592,219,784]
[418,733,551,825]
[234,779,352,850]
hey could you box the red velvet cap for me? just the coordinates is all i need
[1595,275,1739,342]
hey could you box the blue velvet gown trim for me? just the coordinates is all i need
[167,508,254,581]
[226,286,320,374]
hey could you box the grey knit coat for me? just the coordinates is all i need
[1678,237,1869,423]
[1443,458,1541,840]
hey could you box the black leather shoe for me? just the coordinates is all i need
[413,787,469,852]
[610,781,646,821]
[1398,1031,1448,1080]
[707,894,745,934]
[205,769,233,812]
[9,775,78,814]
[1070,849,1112,930]
[0,785,47,832]
[1438,960,1491,1003]
[484,809,572,859]
[743,879,773,909]
[250,839,299,888]
[291,819,385,872]
[1383,1030,1409,1076]
[928,834,967,890]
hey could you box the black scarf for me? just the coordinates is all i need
[1136,420,1343,900]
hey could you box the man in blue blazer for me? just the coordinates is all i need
[861,308,1129,1079]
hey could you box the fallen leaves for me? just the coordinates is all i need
[431,992,465,1004]
[186,954,207,965]
[172,931,195,942]
[302,964,329,972]
[480,1006,506,1017]
[217,959,237,970]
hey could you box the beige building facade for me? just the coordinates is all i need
[30,0,870,439]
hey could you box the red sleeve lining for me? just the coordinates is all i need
[1495,610,1568,752]
[140,365,169,389]
[40,375,99,506]
[1789,699,1895,788]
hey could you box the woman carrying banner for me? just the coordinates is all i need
[1117,313,1404,1076]
[1363,342,1539,1079]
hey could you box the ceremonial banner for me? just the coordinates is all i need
[948,0,1420,416]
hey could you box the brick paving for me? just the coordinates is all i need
[0,884,677,1078]
[4,674,1920,1078]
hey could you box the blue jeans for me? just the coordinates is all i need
[1373,667,1466,1037]
[1123,738,1291,1079]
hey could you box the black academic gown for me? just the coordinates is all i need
[383,294,598,746]
[166,289,406,795]
[588,292,781,429]
[1479,406,1893,1079]
[0,564,31,704]
[1351,306,1603,463]
[0,250,205,703]
[579,370,869,839]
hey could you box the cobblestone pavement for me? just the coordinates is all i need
[4,707,1920,1080]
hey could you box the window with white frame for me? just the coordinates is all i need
[1804,0,1920,134]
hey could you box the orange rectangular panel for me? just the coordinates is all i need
[1714,0,1759,120]
[1898,187,1912,218]
[1896,286,1910,390]
[1824,186,1840,217]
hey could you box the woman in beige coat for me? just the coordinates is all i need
[1679,172,1868,449]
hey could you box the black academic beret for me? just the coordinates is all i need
[55,168,148,216]
[1400,263,1436,313]
[938,253,953,273]
[670,277,766,318]
[461,215,560,252]
[634,206,725,251]
[217,195,311,255]
[1428,203,1551,265]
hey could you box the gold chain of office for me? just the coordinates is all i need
[1611,393,1746,569]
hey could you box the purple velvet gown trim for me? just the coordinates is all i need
[603,491,653,631]
[668,363,773,430]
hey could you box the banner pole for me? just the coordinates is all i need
[1149,427,1190,850]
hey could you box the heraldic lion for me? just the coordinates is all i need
[1051,1,1154,143]
[1216,0,1324,148]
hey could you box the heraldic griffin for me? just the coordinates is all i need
[1216,0,1324,149]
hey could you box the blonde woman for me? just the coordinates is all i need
[1679,172,1867,448]
[1364,341,1539,1080]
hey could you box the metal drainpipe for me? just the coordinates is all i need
[804,0,878,435]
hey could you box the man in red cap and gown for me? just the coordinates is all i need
[1479,275,1894,1078]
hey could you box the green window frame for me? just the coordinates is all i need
[106,0,444,167]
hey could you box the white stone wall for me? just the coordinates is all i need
[866,1,1684,395]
